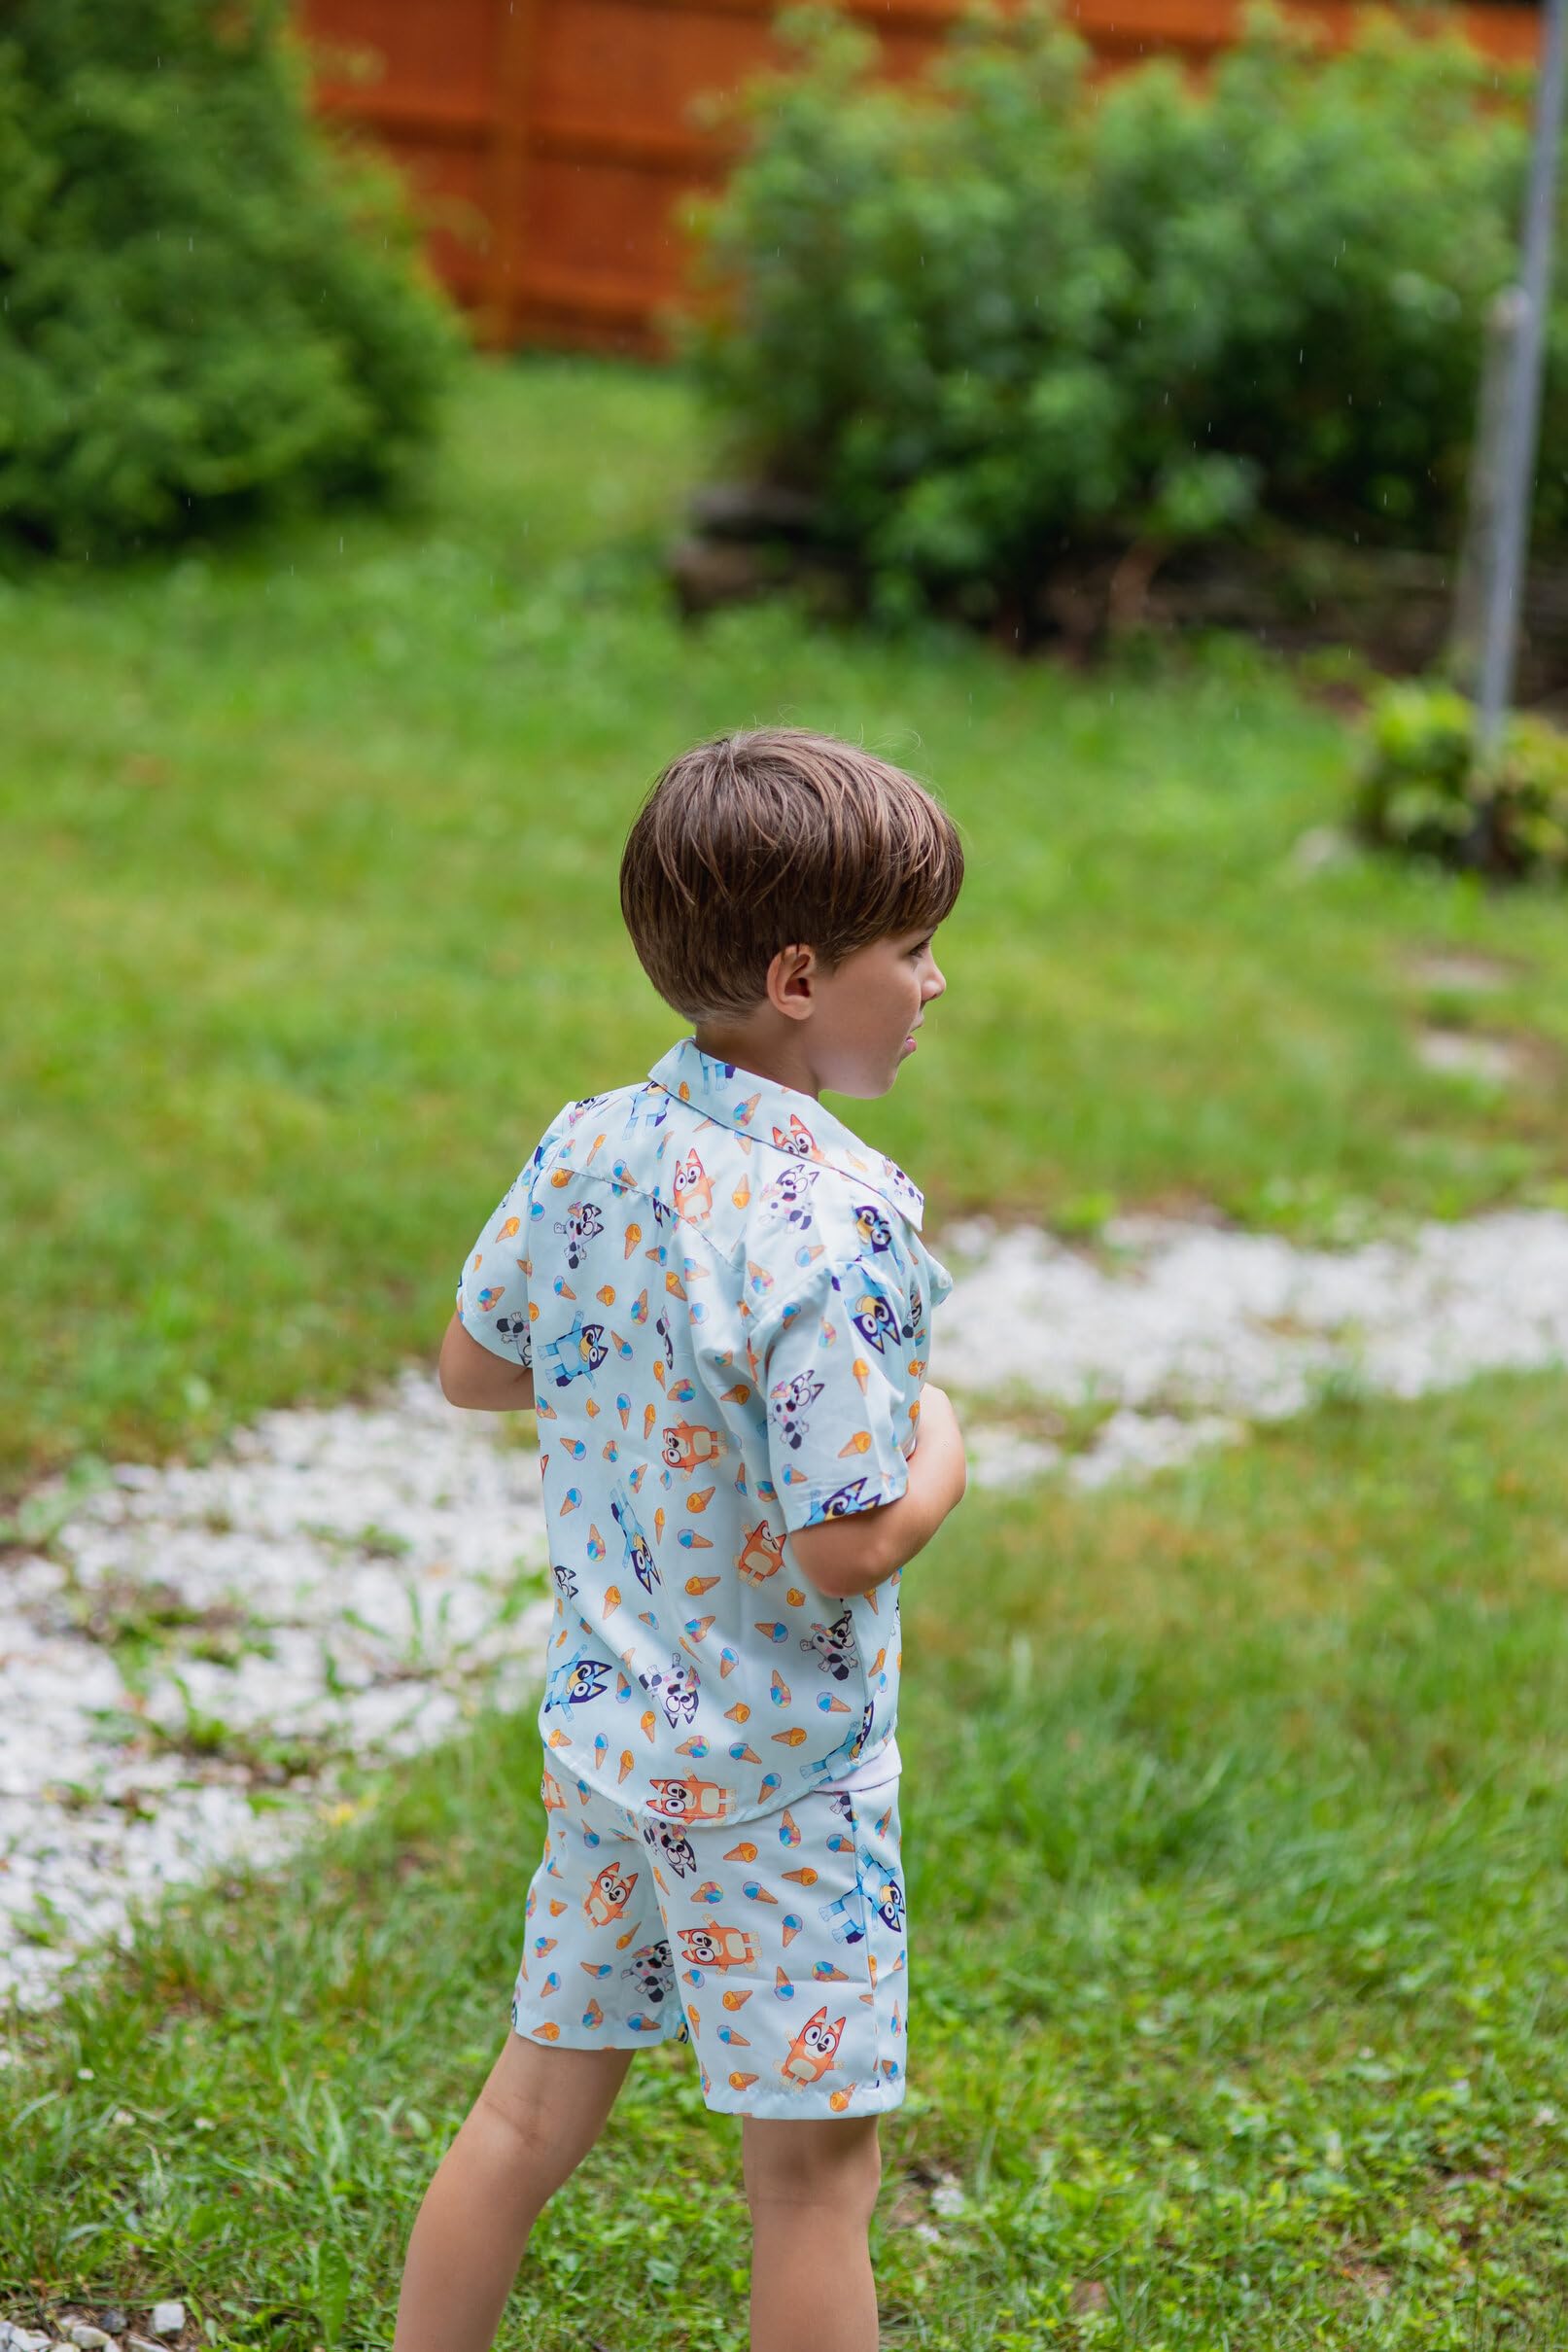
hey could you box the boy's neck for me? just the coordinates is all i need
[690,1024,822,1102]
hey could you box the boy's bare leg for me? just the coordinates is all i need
[742,2113,883,2352]
[393,2035,635,2352]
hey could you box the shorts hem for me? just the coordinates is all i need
[697,2076,909,2121]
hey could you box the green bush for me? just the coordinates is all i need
[1355,681,1568,879]
[0,0,460,554]
[688,3,1553,621]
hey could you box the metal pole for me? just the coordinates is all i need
[1477,0,1568,751]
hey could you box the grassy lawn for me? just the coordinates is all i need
[6,355,1568,1500]
[7,1367,1568,2347]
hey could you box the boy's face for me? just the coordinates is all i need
[793,925,947,1100]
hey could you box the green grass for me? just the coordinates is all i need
[6,353,1568,1498]
[7,1367,1568,2347]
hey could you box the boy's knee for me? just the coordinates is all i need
[742,2114,882,2220]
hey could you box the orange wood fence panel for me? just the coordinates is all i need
[298,0,1547,352]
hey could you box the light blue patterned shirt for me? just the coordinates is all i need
[457,1034,953,1828]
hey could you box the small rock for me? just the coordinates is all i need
[127,2339,164,2352]
[68,2330,115,2351]
[98,2322,127,2341]
[149,2313,185,2343]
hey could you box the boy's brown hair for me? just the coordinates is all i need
[619,728,964,1023]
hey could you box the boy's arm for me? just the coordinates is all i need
[438,1311,537,1411]
[789,1385,966,1599]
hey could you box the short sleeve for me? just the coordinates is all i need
[455,1166,536,1368]
[761,1252,921,1534]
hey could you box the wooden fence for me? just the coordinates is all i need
[299,0,1546,352]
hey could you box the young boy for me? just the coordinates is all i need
[394,728,969,2352]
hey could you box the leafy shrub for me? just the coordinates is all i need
[0,0,461,554]
[1355,682,1568,880]
[687,3,1554,620]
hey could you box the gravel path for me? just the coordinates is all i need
[5,1205,1568,2019]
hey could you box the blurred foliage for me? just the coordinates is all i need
[0,0,460,555]
[1356,680,1568,880]
[688,2,1558,621]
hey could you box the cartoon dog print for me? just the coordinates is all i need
[551,1559,579,1604]
[780,2005,846,2087]
[805,1477,879,1522]
[646,1773,733,1825]
[672,1148,714,1221]
[801,1607,858,1681]
[543,1311,610,1389]
[544,1653,611,1712]
[758,1165,819,1229]
[737,1519,786,1588]
[768,1369,825,1453]
[623,1938,675,2002]
[610,1489,659,1594]
[640,1652,700,1731]
[641,1817,698,1879]
[852,1202,892,1254]
[771,1112,819,1161]
[553,1199,606,1270]
[494,1311,533,1365]
[585,1861,639,1928]
[661,1420,728,1474]
[678,1920,758,1972]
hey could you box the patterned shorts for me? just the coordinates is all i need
[508,1753,909,2120]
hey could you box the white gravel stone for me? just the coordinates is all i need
[149,2305,186,2339]
[3,1207,1567,2013]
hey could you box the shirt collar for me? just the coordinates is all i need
[645,1034,926,1232]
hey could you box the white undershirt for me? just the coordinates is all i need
[818,1734,901,1796]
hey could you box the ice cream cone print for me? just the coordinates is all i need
[596,1285,616,1306]
[547,1729,571,1749]
[828,2089,852,2112]
[684,1614,716,1640]
[685,1575,719,1596]
[686,1487,714,1512]
[531,2022,561,2042]
[721,1382,751,1404]
[617,1393,631,1427]
[586,1524,606,1561]
[819,1696,851,1714]
[722,1987,752,2009]
[769,1669,790,1705]
[785,1588,806,1607]
[618,1749,635,1784]
[676,1530,714,1549]
[603,1585,620,1615]
[640,1709,656,1741]
[728,2071,759,2090]
[725,1841,758,1863]
[784,1865,819,1884]
[773,1727,808,1746]
[583,1999,605,2028]
[666,1271,686,1300]
[779,1808,800,1845]
[782,1915,803,1947]
[774,1967,792,1996]
[733,1745,760,1763]
[654,1506,665,1541]
[623,1223,642,1258]
[853,1358,870,1393]
[585,1399,600,1420]
[561,1487,581,1513]
[593,1735,608,1772]
[718,1647,739,1677]
[839,1431,873,1457]
[724,1702,750,1723]
[644,1403,657,1439]
[498,1216,521,1240]
[554,1280,576,1301]
[731,1177,749,1209]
